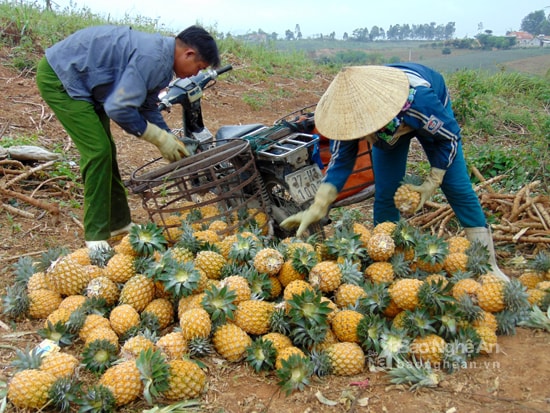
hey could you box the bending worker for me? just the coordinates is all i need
[281,63,509,281]
[36,25,220,250]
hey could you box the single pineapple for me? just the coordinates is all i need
[40,351,79,378]
[109,304,140,336]
[7,369,57,409]
[274,345,306,370]
[443,251,469,275]
[393,174,423,215]
[365,261,395,284]
[27,288,62,319]
[233,299,276,336]
[372,221,397,236]
[179,307,212,340]
[410,334,446,365]
[121,335,157,358]
[84,326,120,348]
[474,325,498,354]
[104,253,136,283]
[308,260,342,293]
[283,279,315,302]
[156,331,188,360]
[388,278,424,311]
[253,247,284,276]
[325,341,365,376]
[261,332,293,356]
[334,283,367,308]
[46,256,90,296]
[142,298,174,330]
[163,359,207,400]
[194,250,227,280]
[366,232,395,262]
[99,359,143,406]
[518,271,545,289]
[78,314,112,342]
[86,276,120,306]
[447,235,470,254]
[118,273,156,312]
[331,309,364,343]
[220,275,252,304]
[451,277,482,300]
[415,233,449,273]
[212,323,252,362]
[477,274,506,313]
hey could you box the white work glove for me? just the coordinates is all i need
[280,183,338,237]
[141,122,190,162]
[408,167,446,212]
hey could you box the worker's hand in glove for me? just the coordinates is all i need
[280,183,338,237]
[141,122,190,162]
[408,167,446,212]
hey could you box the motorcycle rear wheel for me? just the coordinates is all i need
[262,174,324,240]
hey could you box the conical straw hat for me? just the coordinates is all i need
[315,66,410,141]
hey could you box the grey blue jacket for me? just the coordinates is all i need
[45,25,174,136]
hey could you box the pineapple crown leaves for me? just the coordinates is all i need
[75,384,117,413]
[357,281,391,315]
[378,327,411,368]
[529,250,550,273]
[129,223,168,257]
[415,233,449,265]
[187,336,214,358]
[495,309,526,336]
[388,357,439,391]
[338,259,364,286]
[357,313,390,353]
[156,258,201,299]
[201,284,238,324]
[455,294,483,323]
[10,346,44,371]
[240,266,272,300]
[331,208,365,233]
[324,227,367,260]
[275,353,314,396]
[455,326,482,358]
[401,308,438,337]
[174,223,205,254]
[1,283,29,319]
[399,173,424,187]
[269,306,292,336]
[464,240,492,276]
[289,318,329,349]
[518,305,550,332]
[81,339,118,374]
[308,348,333,377]
[88,244,116,267]
[80,296,110,317]
[417,278,454,315]
[286,288,332,326]
[449,270,476,283]
[390,252,413,279]
[38,320,75,347]
[290,247,319,276]
[142,400,203,413]
[49,376,82,413]
[391,219,420,249]
[503,278,530,313]
[245,337,277,372]
[134,255,163,279]
[228,233,258,265]
[433,304,462,340]
[12,256,36,286]
[136,348,170,405]
[34,246,69,272]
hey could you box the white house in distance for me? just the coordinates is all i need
[506,31,550,47]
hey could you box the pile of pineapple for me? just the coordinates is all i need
[2,206,550,411]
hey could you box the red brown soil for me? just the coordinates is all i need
[0,51,549,413]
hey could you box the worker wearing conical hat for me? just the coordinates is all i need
[282,63,509,281]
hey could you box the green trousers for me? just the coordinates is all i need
[36,57,131,241]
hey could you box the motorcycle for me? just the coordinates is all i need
[128,65,376,239]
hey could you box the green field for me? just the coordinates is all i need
[274,39,550,76]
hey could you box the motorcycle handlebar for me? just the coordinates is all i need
[215,64,233,76]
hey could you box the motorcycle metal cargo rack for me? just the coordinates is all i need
[127,139,271,243]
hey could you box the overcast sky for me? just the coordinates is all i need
[52,0,549,39]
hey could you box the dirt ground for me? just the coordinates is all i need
[1,50,549,413]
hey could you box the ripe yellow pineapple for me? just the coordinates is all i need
[366,232,395,262]
[27,271,53,291]
[253,247,284,276]
[66,247,92,266]
[86,276,120,306]
[334,283,367,308]
[114,234,140,256]
[388,278,424,311]
[142,298,174,330]
[443,252,468,275]
[7,369,57,409]
[394,184,421,215]
[331,309,364,343]
[27,288,62,319]
[58,294,87,312]
[44,307,71,328]
[164,359,207,400]
[309,260,342,293]
[99,359,143,406]
[352,222,371,248]
[194,229,220,244]
[447,235,470,254]
[104,253,136,283]
[179,307,212,340]
[156,331,189,360]
[474,325,498,354]
[177,293,207,318]
[410,334,446,365]
[40,351,79,378]
[46,256,90,296]
[121,335,157,357]
[220,275,252,304]
[518,271,544,289]
[194,250,226,280]
[109,304,140,336]
[275,345,306,370]
[451,278,481,300]
[278,259,307,287]
[261,332,293,356]
[365,261,395,284]
[283,279,315,302]
[78,314,112,342]
[477,274,506,313]
[472,311,498,332]
[118,274,156,312]
[84,326,120,348]
[372,221,397,236]
[212,323,252,362]
[233,299,275,335]
[325,342,365,376]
